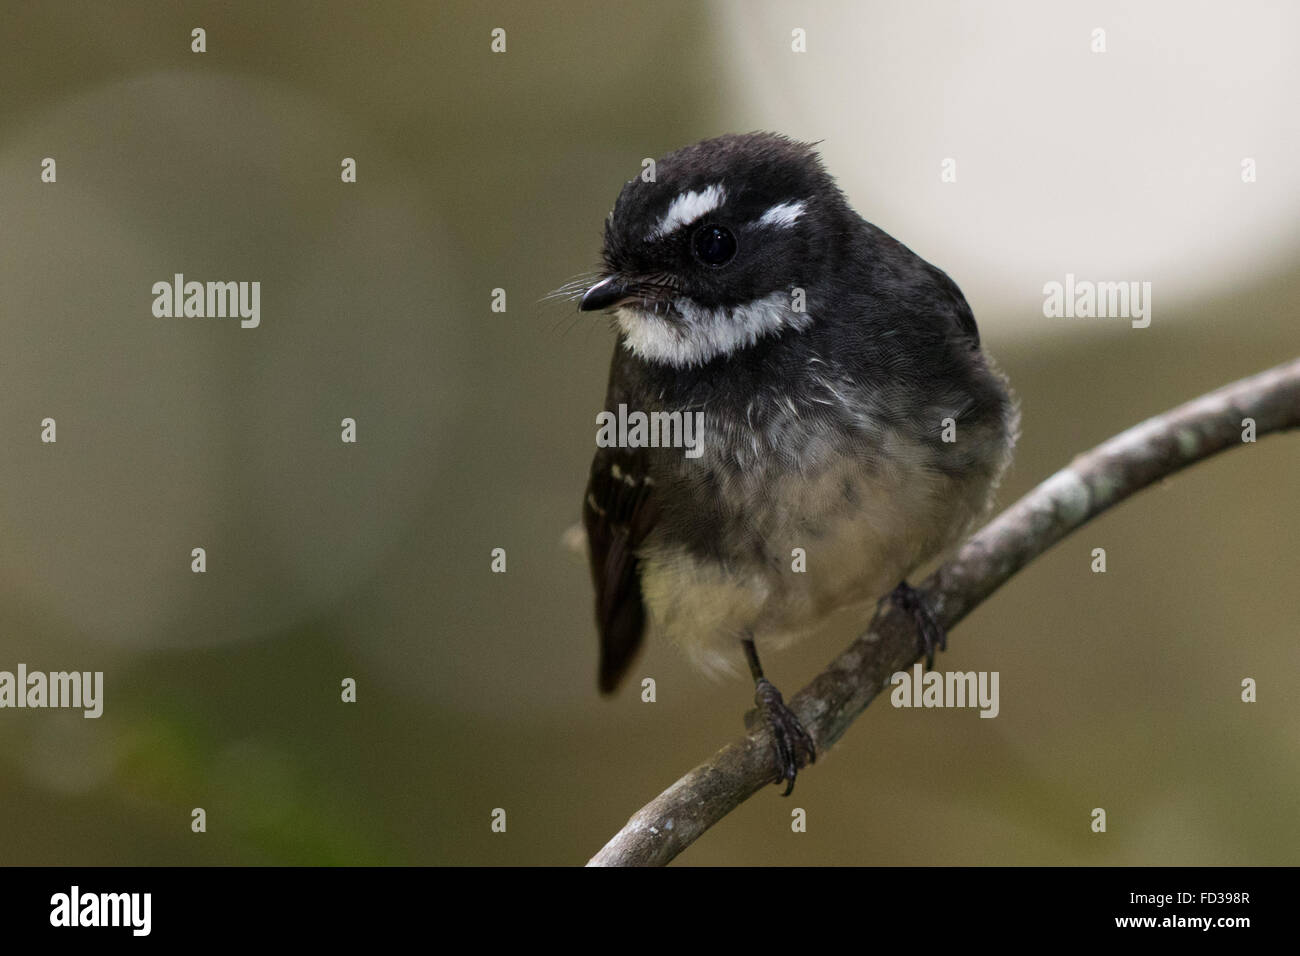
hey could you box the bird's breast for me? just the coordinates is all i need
[638,423,968,677]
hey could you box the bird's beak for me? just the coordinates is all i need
[579,275,632,312]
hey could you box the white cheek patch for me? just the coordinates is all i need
[648,183,726,240]
[756,200,806,229]
[616,291,812,368]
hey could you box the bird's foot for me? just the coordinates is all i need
[887,581,946,670]
[748,678,816,796]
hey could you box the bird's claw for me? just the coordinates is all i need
[889,581,946,669]
[751,678,816,796]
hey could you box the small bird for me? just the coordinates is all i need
[577,133,1017,793]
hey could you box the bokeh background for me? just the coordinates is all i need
[0,0,1296,865]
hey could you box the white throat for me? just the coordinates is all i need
[616,291,811,368]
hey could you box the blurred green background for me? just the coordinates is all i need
[0,0,1296,865]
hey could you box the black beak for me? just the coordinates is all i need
[579,275,631,312]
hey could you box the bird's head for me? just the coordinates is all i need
[580,132,847,368]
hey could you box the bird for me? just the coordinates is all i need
[576,132,1018,794]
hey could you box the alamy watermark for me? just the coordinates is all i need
[0,664,103,718]
[151,273,260,328]
[890,663,999,718]
[50,886,150,936]
[1042,273,1151,328]
[595,403,705,459]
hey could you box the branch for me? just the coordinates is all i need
[587,357,1300,867]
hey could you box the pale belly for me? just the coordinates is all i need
[638,443,986,679]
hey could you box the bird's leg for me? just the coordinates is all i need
[885,580,946,670]
[742,636,815,796]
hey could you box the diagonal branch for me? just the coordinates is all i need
[587,357,1300,867]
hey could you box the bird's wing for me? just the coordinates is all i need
[584,442,658,694]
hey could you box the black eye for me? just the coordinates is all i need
[692,224,737,266]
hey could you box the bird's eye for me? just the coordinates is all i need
[692,224,737,266]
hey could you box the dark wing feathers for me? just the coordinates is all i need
[584,443,658,694]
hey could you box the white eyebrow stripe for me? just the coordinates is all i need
[648,183,726,239]
[756,200,806,229]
